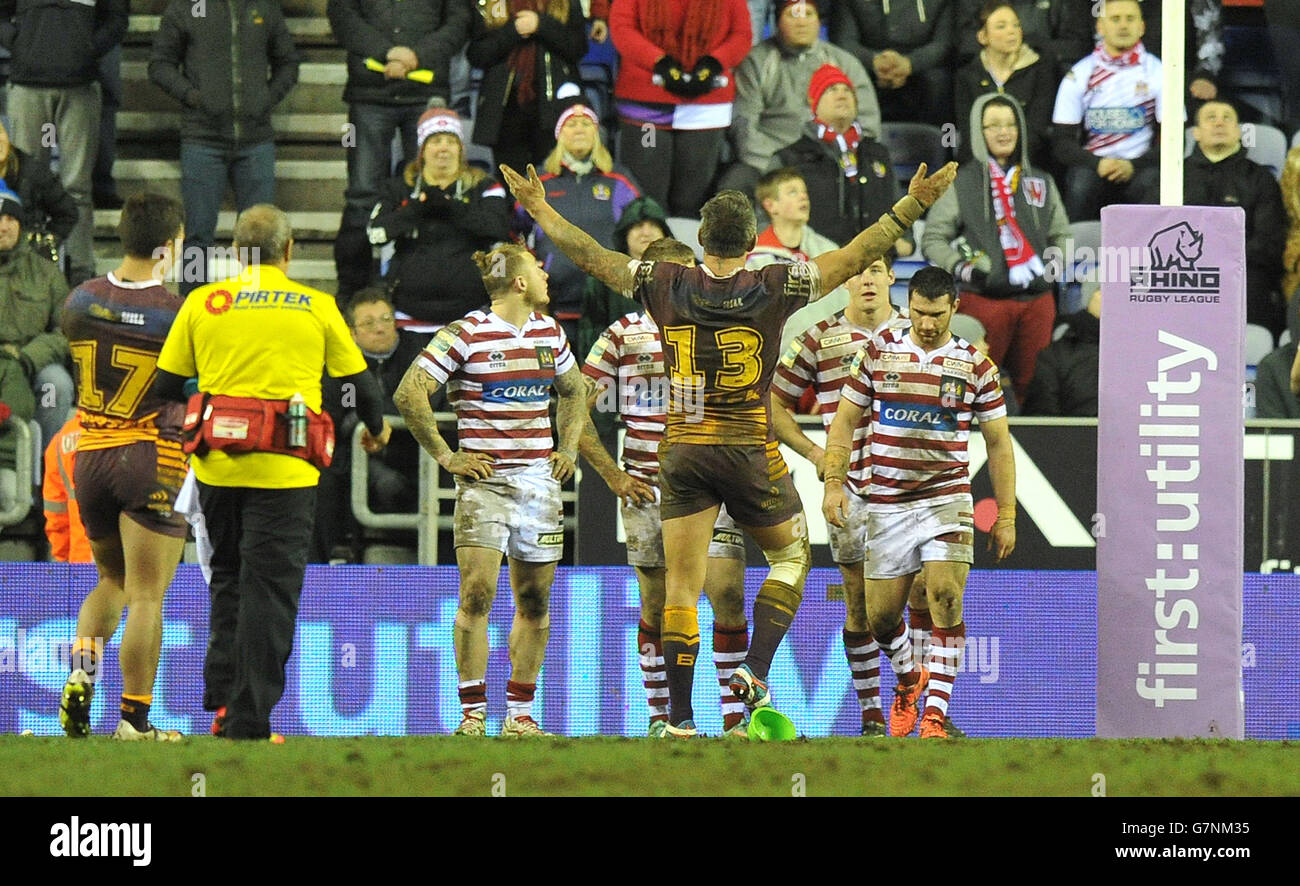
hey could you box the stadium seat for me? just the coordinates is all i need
[1242,123,1288,179]
[880,122,948,187]
[1059,220,1102,315]
[666,216,703,258]
[1292,129,1300,150]
[1245,323,1275,365]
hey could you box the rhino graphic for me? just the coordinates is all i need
[1147,222,1204,270]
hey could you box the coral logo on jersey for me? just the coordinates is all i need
[204,289,233,315]
[879,404,957,431]
[483,378,550,403]
[536,346,555,369]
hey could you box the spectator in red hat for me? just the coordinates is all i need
[515,97,642,344]
[610,0,752,216]
[775,63,913,255]
[366,105,511,327]
[468,0,590,175]
[721,0,879,198]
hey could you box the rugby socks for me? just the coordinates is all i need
[908,606,933,670]
[924,623,965,719]
[458,680,487,719]
[713,623,749,731]
[70,637,100,680]
[662,606,699,726]
[843,629,884,725]
[747,580,801,680]
[506,680,536,721]
[638,621,669,724]
[120,693,152,732]
[877,619,919,684]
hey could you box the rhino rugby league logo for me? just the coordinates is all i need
[1130,221,1219,296]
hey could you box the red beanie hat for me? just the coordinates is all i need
[808,63,853,112]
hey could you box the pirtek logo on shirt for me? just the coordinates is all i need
[204,289,313,315]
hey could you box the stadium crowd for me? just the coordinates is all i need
[0,0,1297,738]
[0,0,1293,555]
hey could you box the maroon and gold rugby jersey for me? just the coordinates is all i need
[630,259,821,446]
[62,274,185,451]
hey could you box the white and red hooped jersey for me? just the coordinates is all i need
[1052,45,1163,160]
[773,309,910,494]
[416,309,575,466]
[842,327,1006,508]
[581,311,666,482]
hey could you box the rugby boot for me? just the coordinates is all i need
[60,669,94,738]
[889,667,930,737]
[727,663,771,710]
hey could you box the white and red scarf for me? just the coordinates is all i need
[988,160,1044,288]
[1086,40,1145,92]
[817,120,862,177]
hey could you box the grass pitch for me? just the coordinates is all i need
[0,736,1295,797]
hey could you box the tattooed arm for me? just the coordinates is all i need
[813,161,958,294]
[393,360,494,478]
[548,363,590,482]
[500,163,635,293]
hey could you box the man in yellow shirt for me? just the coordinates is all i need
[154,205,391,741]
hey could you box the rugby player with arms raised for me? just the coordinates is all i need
[503,159,956,736]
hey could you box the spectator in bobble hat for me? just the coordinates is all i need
[610,0,752,216]
[514,91,641,344]
[366,103,511,329]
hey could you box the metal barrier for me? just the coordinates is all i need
[349,413,581,565]
[0,420,36,529]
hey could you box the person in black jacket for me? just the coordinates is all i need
[149,0,299,295]
[366,106,512,326]
[327,0,472,301]
[831,0,955,125]
[0,0,126,286]
[775,64,913,256]
[0,118,79,261]
[953,1,1058,174]
[467,0,588,175]
[1185,100,1288,336]
[1022,282,1100,417]
[954,0,1090,78]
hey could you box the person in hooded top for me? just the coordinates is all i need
[921,92,1069,401]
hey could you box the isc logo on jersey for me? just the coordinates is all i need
[482,378,551,403]
[879,404,957,431]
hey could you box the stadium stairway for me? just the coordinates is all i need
[102,0,345,293]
